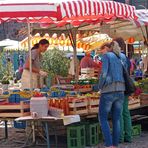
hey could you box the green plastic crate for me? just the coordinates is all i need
[67,124,86,148]
[132,124,141,137]
[85,122,100,146]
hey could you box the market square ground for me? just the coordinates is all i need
[0,128,148,148]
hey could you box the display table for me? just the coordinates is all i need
[15,115,80,148]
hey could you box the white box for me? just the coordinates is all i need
[30,97,48,118]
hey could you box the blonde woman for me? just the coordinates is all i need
[98,41,127,148]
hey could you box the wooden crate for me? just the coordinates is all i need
[88,98,99,113]
[81,68,99,77]
[139,93,148,106]
[0,101,30,117]
[128,99,140,109]
[68,98,88,115]
[48,106,64,118]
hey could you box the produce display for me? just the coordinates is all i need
[135,78,148,93]
[48,92,100,116]
[71,78,98,85]
[0,76,147,118]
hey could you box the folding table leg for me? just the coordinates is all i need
[45,122,50,148]
[4,120,8,139]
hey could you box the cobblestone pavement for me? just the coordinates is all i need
[0,128,148,148]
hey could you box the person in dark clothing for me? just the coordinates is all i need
[114,37,132,143]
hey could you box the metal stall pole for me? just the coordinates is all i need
[27,20,33,90]
[67,27,78,81]
[72,28,78,81]
[126,41,128,57]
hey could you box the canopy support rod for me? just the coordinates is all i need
[27,20,32,90]
[66,26,78,81]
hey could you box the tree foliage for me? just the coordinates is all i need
[0,51,14,81]
[0,52,7,80]
[41,48,70,77]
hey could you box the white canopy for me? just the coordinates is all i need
[0,39,19,47]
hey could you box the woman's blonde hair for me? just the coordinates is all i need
[110,41,121,55]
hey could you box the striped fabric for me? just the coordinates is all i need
[135,9,148,26]
[0,0,58,22]
[58,0,137,20]
[0,0,138,27]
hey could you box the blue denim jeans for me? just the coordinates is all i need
[99,92,124,147]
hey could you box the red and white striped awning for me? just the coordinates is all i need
[135,9,148,26]
[0,0,138,27]
[0,0,58,22]
[58,0,136,19]
[40,0,138,27]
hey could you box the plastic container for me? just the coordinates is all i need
[30,97,48,118]
[85,122,100,146]
[132,124,141,136]
[67,124,86,148]
[14,121,26,129]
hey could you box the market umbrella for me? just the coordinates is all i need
[20,32,112,52]
[0,0,58,22]
[134,9,148,46]
[134,9,148,27]
[0,39,19,47]
[78,33,112,52]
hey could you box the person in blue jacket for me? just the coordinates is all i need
[98,41,127,148]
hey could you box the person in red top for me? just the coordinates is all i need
[80,52,99,69]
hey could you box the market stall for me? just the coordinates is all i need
[1,0,147,148]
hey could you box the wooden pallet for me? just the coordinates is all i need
[68,99,88,115]
[88,98,99,113]
[0,101,30,117]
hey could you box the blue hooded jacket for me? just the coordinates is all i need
[98,52,127,92]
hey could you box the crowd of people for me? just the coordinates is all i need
[68,37,147,148]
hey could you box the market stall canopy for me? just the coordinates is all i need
[20,32,112,52]
[0,0,58,22]
[79,33,112,51]
[38,0,137,28]
[0,38,19,47]
[3,44,23,51]
[135,9,148,27]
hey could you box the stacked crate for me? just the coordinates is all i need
[139,93,148,106]
[81,68,99,79]
[0,101,30,118]
[68,98,88,115]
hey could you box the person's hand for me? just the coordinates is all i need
[39,70,48,76]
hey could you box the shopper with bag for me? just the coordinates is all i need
[98,41,127,148]
[114,37,133,143]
